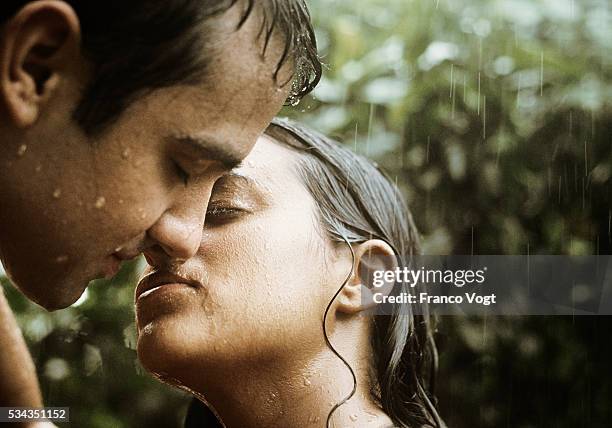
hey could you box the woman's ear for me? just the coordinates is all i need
[336,239,398,315]
[0,1,81,127]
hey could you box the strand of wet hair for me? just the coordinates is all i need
[323,236,358,428]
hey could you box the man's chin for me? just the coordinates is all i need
[16,277,88,311]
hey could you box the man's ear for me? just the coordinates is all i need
[336,239,398,315]
[0,1,81,128]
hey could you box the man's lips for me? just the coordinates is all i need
[135,271,203,302]
[103,255,122,279]
[103,248,143,280]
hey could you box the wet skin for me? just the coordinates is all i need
[0,2,292,309]
[135,136,397,428]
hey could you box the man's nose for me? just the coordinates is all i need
[145,191,209,262]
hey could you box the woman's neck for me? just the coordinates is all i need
[187,349,394,428]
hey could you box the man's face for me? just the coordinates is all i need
[0,5,292,309]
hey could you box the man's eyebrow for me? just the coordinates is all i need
[169,135,244,169]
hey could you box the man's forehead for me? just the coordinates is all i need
[195,3,294,92]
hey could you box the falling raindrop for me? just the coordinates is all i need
[516,72,522,109]
[478,37,483,71]
[56,255,69,264]
[482,95,487,140]
[17,144,27,157]
[95,196,106,209]
[35,164,42,173]
[367,104,375,157]
[477,72,481,115]
[584,140,588,177]
[540,51,544,96]
[451,74,457,119]
[53,189,62,199]
[449,64,454,98]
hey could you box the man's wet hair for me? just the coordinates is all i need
[1,0,321,135]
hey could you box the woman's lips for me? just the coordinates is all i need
[135,271,203,302]
[137,282,194,301]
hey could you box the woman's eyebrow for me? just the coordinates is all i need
[211,171,270,204]
[216,171,258,189]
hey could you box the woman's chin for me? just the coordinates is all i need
[137,333,188,382]
[136,319,216,379]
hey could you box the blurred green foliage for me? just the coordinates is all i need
[2,0,612,426]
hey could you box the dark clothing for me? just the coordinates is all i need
[184,398,223,428]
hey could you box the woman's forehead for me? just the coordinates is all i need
[234,135,298,183]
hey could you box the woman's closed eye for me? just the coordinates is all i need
[205,172,269,227]
[206,203,247,224]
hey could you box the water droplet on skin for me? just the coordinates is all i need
[95,196,106,209]
[56,255,69,263]
[121,148,131,159]
[118,199,124,205]
[17,144,27,157]
[114,246,123,253]
[303,377,311,386]
[35,164,42,173]
[53,189,62,199]
[349,414,358,422]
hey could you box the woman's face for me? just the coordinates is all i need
[135,136,349,378]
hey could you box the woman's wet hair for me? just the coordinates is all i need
[1,0,321,135]
[265,118,446,428]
